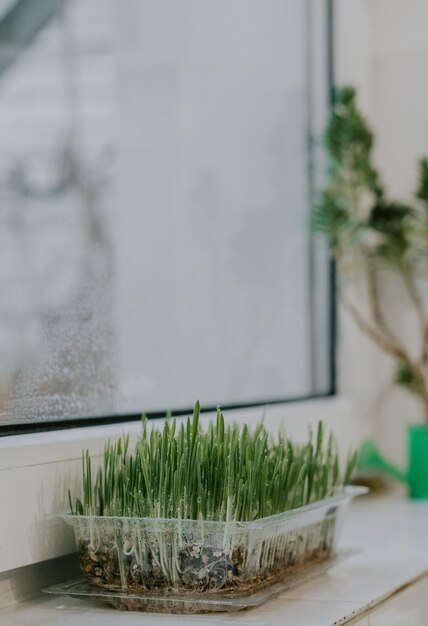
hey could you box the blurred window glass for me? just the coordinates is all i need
[0,0,332,427]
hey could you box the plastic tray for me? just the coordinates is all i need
[44,550,355,613]
[61,486,366,613]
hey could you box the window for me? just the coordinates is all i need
[0,0,332,429]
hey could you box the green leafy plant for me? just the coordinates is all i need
[66,403,358,602]
[70,402,356,522]
[313,86,428,419]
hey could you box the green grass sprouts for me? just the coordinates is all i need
[70,402,357,522]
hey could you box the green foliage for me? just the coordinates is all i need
[325,87,383,197]
[312,86,419,264]
[395,361,424,396]
[70,402,357,521]
[368,203,413,234]
[416,157,428,205]
[312,190,349,249]
[368,202,413,262]
[313,85,428,416]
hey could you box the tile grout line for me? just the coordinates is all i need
[323,570,428,625]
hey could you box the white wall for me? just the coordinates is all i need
[335,0,428,466]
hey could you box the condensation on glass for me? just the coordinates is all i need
[0,0,331,425]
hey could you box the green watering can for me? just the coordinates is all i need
[357,426,428,499]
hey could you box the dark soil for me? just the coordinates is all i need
[78,536,333,596]
[78,537,242,592]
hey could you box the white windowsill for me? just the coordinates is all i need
[0,396,361,575]
[0,396,355,470]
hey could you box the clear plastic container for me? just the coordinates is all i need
[62,486,366,613]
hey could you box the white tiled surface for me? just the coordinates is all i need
[355,575,428,625]
[2,491,428,625]
[287,550,428,603]
[340,489,428,553]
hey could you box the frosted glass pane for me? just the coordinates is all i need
[0,0,330,424]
